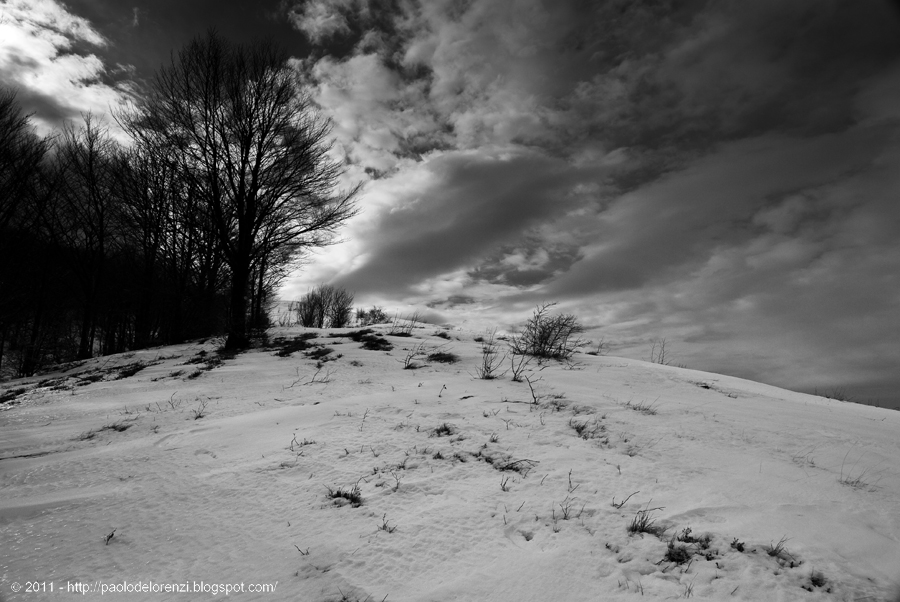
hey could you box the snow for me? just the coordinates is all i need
[1,326,899,601]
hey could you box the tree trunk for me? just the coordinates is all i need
[0,323,6,373]
[21,309,43,376]
[252,256,267,329]
[225,262,250,350]
[77,306,93,360]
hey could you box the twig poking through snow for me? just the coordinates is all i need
[612,491,640,509]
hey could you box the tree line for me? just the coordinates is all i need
[0,32,358,377]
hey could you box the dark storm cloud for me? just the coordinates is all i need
[57,0,312,89]
[621,0,900,144]
[547,128,889,297]
[557,125,900,403]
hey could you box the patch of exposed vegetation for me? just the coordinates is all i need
[116,362,148,379]
[0,386,29,405]
[305,347,334,360]
[431,423,457,437]
[338,329,394,351]
[269,333,318,357]
[326,483,363,507]
[427,351,460,363]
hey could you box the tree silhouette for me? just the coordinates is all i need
[120,31,358,349]
[52,116,121,358]
[0,89,49,232]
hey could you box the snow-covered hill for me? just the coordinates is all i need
[2,325,899,601]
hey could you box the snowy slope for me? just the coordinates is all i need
[1,326,899,602]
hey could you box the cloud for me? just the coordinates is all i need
[467,236,584,288]
[309,53,446,172]
[287,0,354,44]
[282,0,900,405]
[547,126,889,298]
[329,146,605,295]
[300,0,900,196]
[550,123,900,399]
[0,0,128,133]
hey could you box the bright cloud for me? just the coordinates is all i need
[287,0,354,44]
[0,0,128,133]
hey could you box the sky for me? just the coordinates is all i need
[2,0,900,408]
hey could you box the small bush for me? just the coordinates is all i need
[626,399,659,415]
[509,303,586,360]
[326,483,363,507]
[648,338,673,365]
[662,528,711,565]
[664,540,692,564]
[628,509,666,537]
[356,306,388,326]
[190,398,209,420]
[295,284,354,328]
[431,423,456,437]
[473,330,506,379]
[389,311,420,336]
[765,536,794,561]
[569,417,605,440]
[399,341,429,369]
[494,457,538,475]
[676,527,710,548]
[585,338,608,356]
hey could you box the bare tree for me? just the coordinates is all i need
[648,338,672,365]
[0,89,50,372]
[114,144,166,347]
[53,115,122,359]
[119,31,359,349]
[0,89,50,232]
